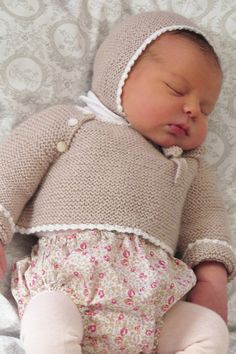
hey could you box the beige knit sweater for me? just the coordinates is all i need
[0,105,235,278]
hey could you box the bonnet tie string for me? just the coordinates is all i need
[79,91,130,126]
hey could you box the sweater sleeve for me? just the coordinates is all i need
[0,105,91,245]
[178,159,236,280]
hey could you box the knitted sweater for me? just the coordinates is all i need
[0,105,235,278]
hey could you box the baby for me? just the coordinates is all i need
[0,10,236,354]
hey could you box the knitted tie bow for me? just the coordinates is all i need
[162,145,205,184]
[162,146,188,184]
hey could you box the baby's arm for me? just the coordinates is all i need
[178,159,236,321]
[178,159,236,278]
[187,261,228,322]
[0,105,84,249]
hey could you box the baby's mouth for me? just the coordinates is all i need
[168,124,189,136]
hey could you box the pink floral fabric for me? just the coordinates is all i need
[11,230,196,353]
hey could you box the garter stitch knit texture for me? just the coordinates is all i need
[0,105,235,279]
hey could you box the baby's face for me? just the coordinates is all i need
[122,33,222,150]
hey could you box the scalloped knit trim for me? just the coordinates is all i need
[0,203,16,232]
[183,238,235,259]
[116,25,210,115]
[15,222,174,255]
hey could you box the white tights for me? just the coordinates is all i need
[21,291,83,354]
[20,291,229,354]
[158,300,229,354]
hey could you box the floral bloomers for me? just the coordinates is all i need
[11,230,196,353]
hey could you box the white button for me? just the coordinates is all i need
[56,141,67,153]
[67,117,79,127]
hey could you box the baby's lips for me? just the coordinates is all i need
[168,123,189,136]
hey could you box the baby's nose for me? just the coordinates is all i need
[183,100,200,119]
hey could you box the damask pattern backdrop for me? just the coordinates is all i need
[0,0,236,352]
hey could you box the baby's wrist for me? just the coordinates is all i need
[194,261,227,284]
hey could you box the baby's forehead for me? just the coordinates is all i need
[141,31,221,73]
[137,33,199,66]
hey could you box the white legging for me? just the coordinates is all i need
[20,291,229,354]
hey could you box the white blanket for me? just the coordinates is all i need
[0,1,236,352]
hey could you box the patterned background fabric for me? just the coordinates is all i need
[0,0,236,352]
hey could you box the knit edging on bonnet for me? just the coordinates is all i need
[116,25,212,116]
[91,11,215,117]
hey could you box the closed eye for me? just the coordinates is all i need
[201,109,210,117]
[200,104,212,117]
[165,82,184,96]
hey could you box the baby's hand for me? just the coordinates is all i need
[0,241,7,279]
[186,278,228,323]
[186,261,228,323]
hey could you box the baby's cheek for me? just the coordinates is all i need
[191,125,208,149]
[200,124,208,143]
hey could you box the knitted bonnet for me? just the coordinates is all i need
[91,10,212,116]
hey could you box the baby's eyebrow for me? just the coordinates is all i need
[158,69,190,91]
[165,71,189,86]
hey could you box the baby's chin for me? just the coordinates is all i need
[144,131,204,151]
[151,140,201,151]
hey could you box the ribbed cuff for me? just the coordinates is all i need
[182,240,236,281]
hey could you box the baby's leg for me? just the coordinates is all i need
[20,291,83,354]
[158,300,229,354]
